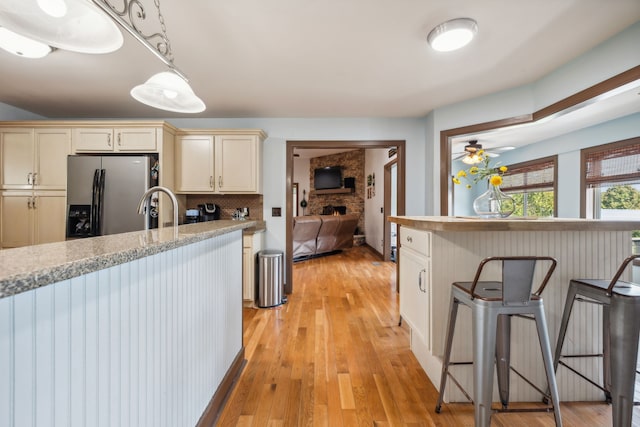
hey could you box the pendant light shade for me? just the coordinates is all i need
[130,71,206,113]
[0,27,52,58]
[428,18,478,52]
[0,0,123,54]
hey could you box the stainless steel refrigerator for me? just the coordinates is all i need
[66,155,159,238]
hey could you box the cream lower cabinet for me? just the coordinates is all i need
[243,230,264,304]
[1,191,66,248]
[399,227,431,354]
[72,127,157,152]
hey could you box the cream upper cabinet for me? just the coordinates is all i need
[72,127,157,152]
[215,134,262,193]
[175,130,265,194]
[0,191,66,248]
[175,134,215,192]
[1,128,71,190]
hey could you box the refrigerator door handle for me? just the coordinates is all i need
[91,169,100,235]
[96,169,106,236]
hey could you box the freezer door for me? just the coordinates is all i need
[67,155,101,205]
[101,156,151,235]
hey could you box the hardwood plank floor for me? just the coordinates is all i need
[216,245,627,426]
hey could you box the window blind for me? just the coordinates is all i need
[501,158,555,192]
[584,142,640,187]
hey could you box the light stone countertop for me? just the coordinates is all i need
[388,216,640,232]
[0,220,257,300]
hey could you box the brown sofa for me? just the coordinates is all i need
[293,214,359,259]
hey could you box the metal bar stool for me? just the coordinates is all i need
[553,254,640,427]
[435,256,562,427]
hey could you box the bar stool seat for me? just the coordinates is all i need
[435,256,563,427]
[553,255,640,427]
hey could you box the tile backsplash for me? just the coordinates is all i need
[185,194,263,221]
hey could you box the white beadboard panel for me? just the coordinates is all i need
[0,297,14,427]
[0,230,243,427]
[414,229,632,403]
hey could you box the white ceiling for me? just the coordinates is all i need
[0,0,639,119]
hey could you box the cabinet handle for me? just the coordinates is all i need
[210,176,214,188]
[218,176,222,188]
[27,172,33,185]
[406,236,413,243]
[108,134,111,146]
[32,172,38,185]
[27,198,32,209]
[418,268,426,293]
[32,197,36,209]
[117,133,121,146]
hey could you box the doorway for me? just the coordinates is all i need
[285,140,406,294]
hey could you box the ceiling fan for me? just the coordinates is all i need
[452,140,510,164]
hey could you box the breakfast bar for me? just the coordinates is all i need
[388,216,640,403]
[0,220,255,427]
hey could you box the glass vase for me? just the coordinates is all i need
[473,184,515,218]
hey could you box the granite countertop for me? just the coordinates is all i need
[0,220,257,300]
[388,216,640,232]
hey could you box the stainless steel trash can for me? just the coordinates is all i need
[256,250,285,308]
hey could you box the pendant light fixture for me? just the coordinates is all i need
[91,0,206,113]
[0,0,123,54]
[131,70,206,113]
[428,18,478,52]
[0,27,52,58]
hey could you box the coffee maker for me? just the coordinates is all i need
[198,203,220,221]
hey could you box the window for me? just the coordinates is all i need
[501,156,557,217]
[581,137,640,250]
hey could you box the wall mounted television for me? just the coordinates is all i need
[314,166,342,190]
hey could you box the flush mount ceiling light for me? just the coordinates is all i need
[0,0,123,54]
[428,18,478,52]
[0,27,52,58]
[91,0,206,113]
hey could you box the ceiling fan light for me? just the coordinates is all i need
[462,153,483,165]
[428,18,478,52]
[130,71,206,114]
[0,0,123,54]
[0,27,52,58]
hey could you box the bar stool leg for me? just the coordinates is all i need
[608,297,640,427]
[435,295,460,413]
[602,304,612,403]
[472,304,498,427]
[553,283,578,371]
[534,306,563,427]
[496,314,511,409]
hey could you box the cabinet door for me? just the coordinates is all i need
[72,128,115,152]
[1,192,33,248]
[175,135,214,192]
[115,128,157,151]
[33,192,67,245]
[1,128,34,189]
[399,247,430,348]
[214,135,259,193]
[34,128,71,190]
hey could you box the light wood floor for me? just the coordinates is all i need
[216,245,629,426]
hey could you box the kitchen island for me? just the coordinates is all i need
[0,220,256,427]
[389,216,640,403]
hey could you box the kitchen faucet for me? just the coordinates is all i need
[137,186,179,229]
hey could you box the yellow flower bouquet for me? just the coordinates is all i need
[452,150,508,188]
[452,150,515,218]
